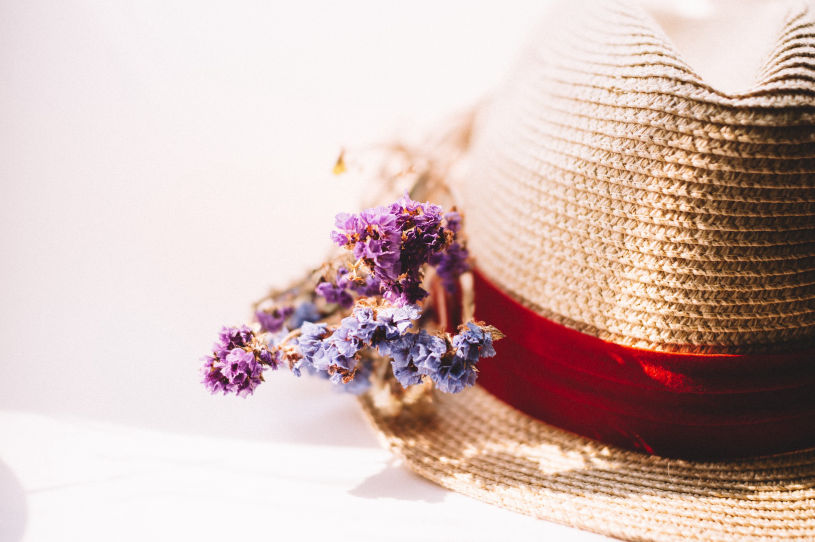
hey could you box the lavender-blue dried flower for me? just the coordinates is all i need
[419,323,498,394]
[295,320,361,383]
[297,322,330,360]
[309,342,355,376]
[342,306,380,343]
[452,322,496,363]
[422,353,477,394]
[327,316,365,359]
[375,304,421,342]
[289,301,320,329]
[337,359,372,395]
[388,330,446,388]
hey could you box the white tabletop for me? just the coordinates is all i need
[0,1,611,540]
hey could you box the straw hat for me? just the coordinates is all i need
[359,0,815,540]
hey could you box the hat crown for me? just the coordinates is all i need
[460,0,815,352]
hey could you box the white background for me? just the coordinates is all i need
[0,1,611,541]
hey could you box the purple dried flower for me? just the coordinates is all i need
[332,207,402,283]
[200,354,230,395]
[452,322,496,363]
[382,275,427,307]
[335,267,352,288]
[315,281,354,308]
[391,195,446,267]
[220,348,265,397]
[214,325,253,360]
[431,241,470,293]
[444,210,462,233]
[200,196,490,399]
[329,213,362,247]
[316,267,381,307]
[201,326,276,397]
[255,306,294,333]
[347,273,382,297]
[256,346,279,369]
[390,193,443,227]
[389,196,447,304]
[357,208,403,281]
[332,195,464,306]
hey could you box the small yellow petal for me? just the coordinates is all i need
[333,150,347,175]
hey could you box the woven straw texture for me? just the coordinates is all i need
[458,0,815,353]
[361,386,815,541]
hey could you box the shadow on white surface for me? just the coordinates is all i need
[4,411,609,542]
[349,462,446,503]
[0,458,27,542]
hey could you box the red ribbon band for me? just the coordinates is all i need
[472,270,815,459]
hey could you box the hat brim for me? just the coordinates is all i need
[359,385,815,541]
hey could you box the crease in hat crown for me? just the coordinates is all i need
[458,0,815,353]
